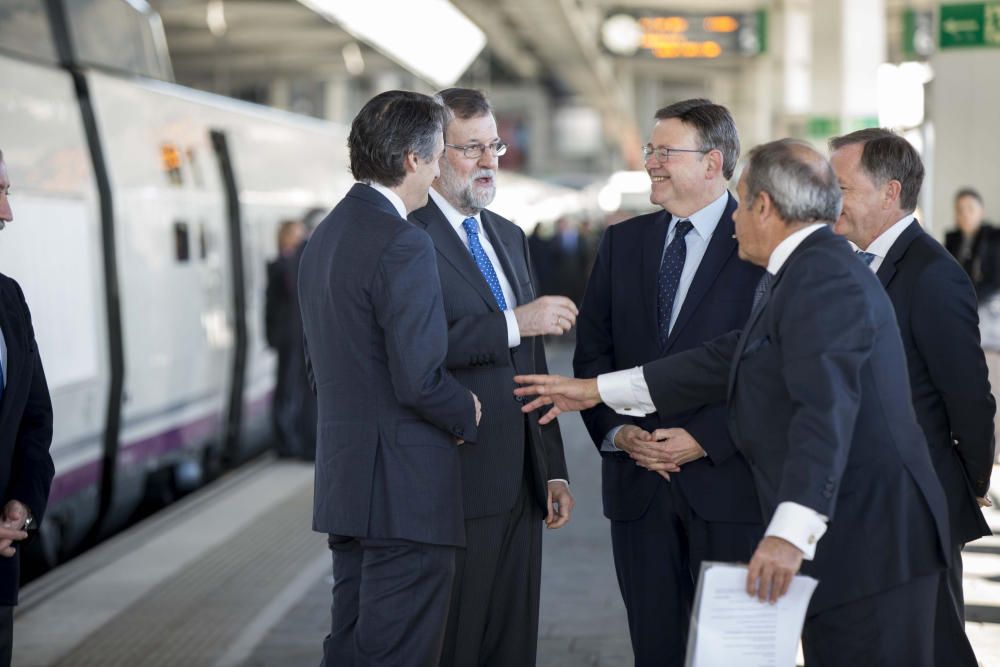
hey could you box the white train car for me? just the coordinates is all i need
[0,0,350,563]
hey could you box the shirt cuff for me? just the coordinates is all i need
[601,426,624,452]
[504,310,521,348]
[764,501,828,561]
[547,479,569,486]
[597,367,656,417]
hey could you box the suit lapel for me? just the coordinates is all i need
[642,212,671,343]
[875,219,921,289]
[663,195,739,352]
[410,200,501,312]
[482,210,529,305]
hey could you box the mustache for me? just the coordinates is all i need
[472,169,496,181]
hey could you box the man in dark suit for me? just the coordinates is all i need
[297,92,481,667]
[946,188,1000,301]
[264,219,306,458]
[830,128,994,667]
[0,149,55,667]
[573,99,763,666]
[515,139,951,666]
[409,88,574,667]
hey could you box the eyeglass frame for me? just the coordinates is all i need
[642,144,711,162]
[445,141,509,159]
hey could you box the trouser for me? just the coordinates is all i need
[321,536,456,667]
[439,475,544,667]
[610,479,762,667]
[934,543,978,667]
[0,606,11,667]
[802,573,938,667]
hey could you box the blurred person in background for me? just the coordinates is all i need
[551,216,592,306]
[573,99,763,667]
[0,148,55,667]
[830,128,994,667]
[946,188,1000,302]
[298,91,481,667]
[264,219,306,458]
[409,87,574,667]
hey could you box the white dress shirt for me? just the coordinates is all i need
[600,192,728,452]
[597,223,831,559]
[429,188,520,348]
[366,181,408,219]
[859,215,916,273]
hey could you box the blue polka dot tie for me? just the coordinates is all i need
[657,219,693,347]
[463,217,508,311]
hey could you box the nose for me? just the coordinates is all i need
[0,197,11,224]
[479,150,498,170]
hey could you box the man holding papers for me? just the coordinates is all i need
[515,139,950,666]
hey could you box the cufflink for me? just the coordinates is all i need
[807,535,816,545]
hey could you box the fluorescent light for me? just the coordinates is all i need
[298,0,486,87]
[877,63,924,129]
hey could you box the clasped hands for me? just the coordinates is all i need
[514,373,805,603]
[615,425,705,479]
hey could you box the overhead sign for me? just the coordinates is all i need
[939,2,1000,49]
[601,9,766,59]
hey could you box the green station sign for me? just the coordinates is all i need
[939,2,1000,48]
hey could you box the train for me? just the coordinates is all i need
[0,0,591,570]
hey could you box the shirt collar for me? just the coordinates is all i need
[365,181,407,219]
[670,190,729,241]
[863,214,916,259]
[767,223,828,275]
[429,187,482,236]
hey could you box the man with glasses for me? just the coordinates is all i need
[573,99,763,666]
[829,128,994,667]
[410,87,575,667]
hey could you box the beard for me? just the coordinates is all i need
[438,162,496,214]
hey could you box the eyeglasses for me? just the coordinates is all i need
[642,145,709,161]
[445,141,508,159]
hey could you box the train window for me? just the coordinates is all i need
[63,0,174,81]
[0,0,59,64]
[174,221,190,262]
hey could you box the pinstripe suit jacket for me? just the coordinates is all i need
[411,200,569,519]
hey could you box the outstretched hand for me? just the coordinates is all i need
[513,374,602,424]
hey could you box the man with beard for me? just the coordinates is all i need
[409,88,575,667]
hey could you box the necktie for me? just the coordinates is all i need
[462,217,508,311]
[855,250,877,267]
[751,271,773,314]
[657,219,694,347]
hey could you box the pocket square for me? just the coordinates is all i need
[741,335,771,359]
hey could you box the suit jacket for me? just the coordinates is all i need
[573,195,763,524]
[0,274,54,605]
[298,184,478,547]
[945,224,1000,301]
[642,226,949,613]
[409,200,568,518]
[880,221,995,545]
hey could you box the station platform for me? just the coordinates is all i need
[13,344,1000,666]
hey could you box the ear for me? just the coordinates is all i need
[403,151,420,174]
[883,179,903,208]
[704,148,724,179]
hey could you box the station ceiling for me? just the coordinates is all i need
[151,0,933,164]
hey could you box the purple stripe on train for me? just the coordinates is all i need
[48,392,273,505]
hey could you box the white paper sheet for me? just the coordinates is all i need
[685,562,818,667]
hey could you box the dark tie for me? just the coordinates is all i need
[657,219,694,347]
[855,250,877,267]
[750,271,773,316]
[462,217,508,310]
